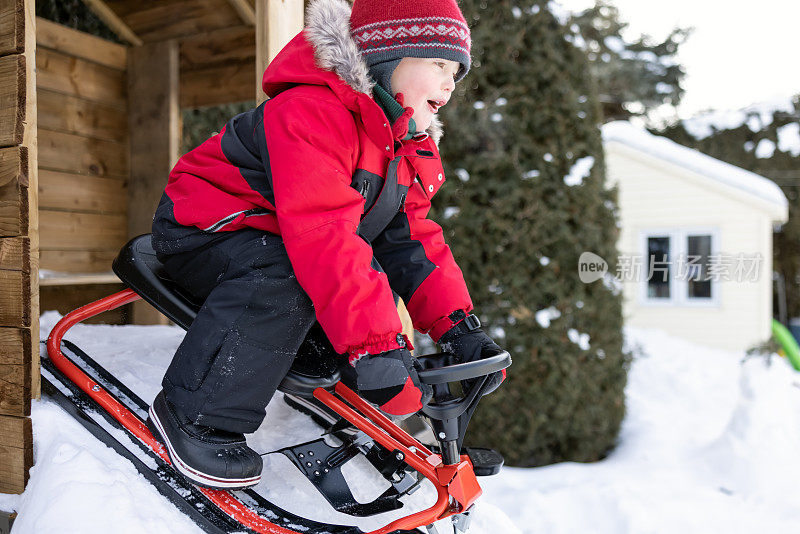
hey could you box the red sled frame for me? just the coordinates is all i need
[46,288,482,534]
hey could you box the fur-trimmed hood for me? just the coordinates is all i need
[261,0,443,144]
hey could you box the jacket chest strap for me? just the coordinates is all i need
[357,157,408,242]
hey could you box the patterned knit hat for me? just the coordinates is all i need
[350,0,471,84]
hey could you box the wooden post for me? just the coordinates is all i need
[0,0,35,494]
[127,40,179,324]
[255,0,304,104]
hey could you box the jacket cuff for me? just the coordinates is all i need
[347,333,414,365]
[427,310,468,342]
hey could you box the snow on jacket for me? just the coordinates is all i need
[152,0,472,355]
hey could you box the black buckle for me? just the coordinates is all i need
[463,314,481,331]
[448,310,466,323]
[448,310,481,332]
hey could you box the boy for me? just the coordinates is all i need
[147,0,505,490]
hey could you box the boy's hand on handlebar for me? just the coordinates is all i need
[349,348,433,417]
[439,313,506,394]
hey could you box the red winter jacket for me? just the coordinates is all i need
[152,0,472,355]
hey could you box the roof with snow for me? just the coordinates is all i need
[602,121,788,210]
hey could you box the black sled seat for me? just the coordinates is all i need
[111,234,340,398]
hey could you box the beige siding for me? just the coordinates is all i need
[605,142,783,352]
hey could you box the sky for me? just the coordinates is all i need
[558,0,800,120]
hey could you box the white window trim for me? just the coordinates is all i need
[638,228,721,308]
[680,226,721,307]
[638,229,678,306]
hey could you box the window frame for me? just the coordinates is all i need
[638,227,721,308]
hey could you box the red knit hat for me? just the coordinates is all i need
[350,0,471,82]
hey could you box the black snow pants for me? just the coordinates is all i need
[153,228,337,434]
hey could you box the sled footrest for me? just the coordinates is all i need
[280,438,404,517]
[465,447,504,476]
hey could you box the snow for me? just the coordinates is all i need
[488,326,506,341]
[535,306,562,328]
[563,155,595,186]
[602,271,623,295]
[454,168,470,182]
[602,120,788,209]
[755,138,776,159]
[479,327,800,533]
[566,328,591,350]
[655,82,672,94]
[547,1,571,24]
[777,122,800,156]
[681,96,796,140]
[442,207,460,219]
[5,402,201,534]
[604,36,626,54]
[3,315,800,533]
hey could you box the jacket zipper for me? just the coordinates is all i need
[203,208,269,232]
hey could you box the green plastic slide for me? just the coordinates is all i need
[771,318,800,371]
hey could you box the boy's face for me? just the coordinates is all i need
[390,57,459,132]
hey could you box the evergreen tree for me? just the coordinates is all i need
[568,0,691,122]
[182,102,256,154]
[436,0,630,466]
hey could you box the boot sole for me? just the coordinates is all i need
[147,403,262,490]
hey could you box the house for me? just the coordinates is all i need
[602,121,788,352]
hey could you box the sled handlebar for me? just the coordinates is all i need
[416,351,511,385]
[414,351,512,466]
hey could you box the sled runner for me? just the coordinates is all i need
[43,235,511,534]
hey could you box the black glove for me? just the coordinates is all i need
[351,348,433,416]
[438,312,506,394]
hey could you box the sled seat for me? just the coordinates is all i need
[111,234,341,397]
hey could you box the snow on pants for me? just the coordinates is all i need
[155,228,331,434]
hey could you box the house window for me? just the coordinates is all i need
[647,236,670,299]
[641,229,719,306]
[686,234,712,299]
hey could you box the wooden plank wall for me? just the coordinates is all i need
[179,24,255,108]
[0,0,34,494]
[35,18,128,276]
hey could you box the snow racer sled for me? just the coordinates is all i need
[43,234,511,534]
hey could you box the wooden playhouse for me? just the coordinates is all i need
[0,0,308,496]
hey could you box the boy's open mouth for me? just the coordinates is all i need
[427,99,445,113]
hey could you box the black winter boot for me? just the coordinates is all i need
[147,390,262,489]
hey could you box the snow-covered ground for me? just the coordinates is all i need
[2,314,800,533]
